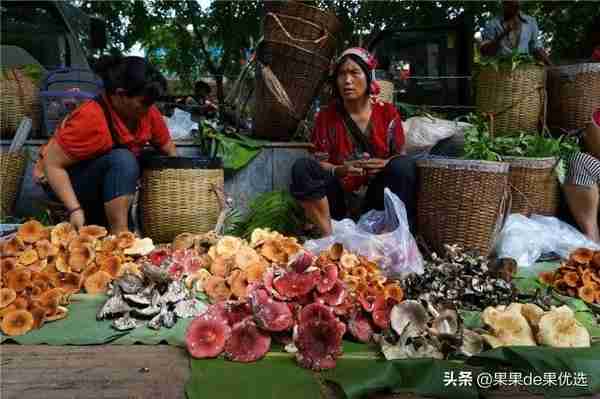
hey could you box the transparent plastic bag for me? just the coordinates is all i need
[165,108,198,140]
[403,116,471,153]
[495,214,600,267]
[304,188,424,277]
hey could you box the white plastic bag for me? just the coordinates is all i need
[165,108,198,140]
[495,214,600,267]
[304,188,424,277]
[403,116,471,153]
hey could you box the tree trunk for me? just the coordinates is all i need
[215,73,225,122]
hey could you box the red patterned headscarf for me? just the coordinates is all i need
[332,47,381,96]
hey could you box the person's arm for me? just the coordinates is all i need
[530,19,553,66]
[43,140,85,228]
[584,110,600,160]
[480,19,512,57]
[160,139,177,156]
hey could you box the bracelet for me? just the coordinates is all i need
[330,166,337,177]
[67,206,82,216]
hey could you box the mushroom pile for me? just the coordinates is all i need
[0,220,156,336]
[481,303,590,348]
[402,244,516,311]
[144,229,304,302]
[378,300,485,360]
[185,243,404,370]
[539,248,600,304]
[96,265,207,331]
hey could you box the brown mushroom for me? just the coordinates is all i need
[39,288,65,309]
[79,225,108,241]
[228,269,249,299]
[68,244,95,272]
[50,222,77,248]
[98,255,122,278]
[55,252,70,273]
[384,283,404,303]
[1,309,34,336]
[0,304,16,319]
[570,248,594,265]
[245,261,267,283]
[81,263,100,283]
[203,276,231,302]
[0,257,17,275]
[29,306,46,329]
[84,271,112,294]
[172,233,195,251]
[260,240,287,264]
[6,269,31,292]
[17,220,45,243]
[538,271,556,286]
[210,256,234,278]
[35,239,54,260]
[45,306,68,322]
[579,284,598,304]
[68,235,95,252]
[13,296,29,310]
[116,232,136,249]
[563,271,580,288]
[1,236,25,257]
[591,252,600,270]
[54,272,81,294]
[99,237,119,253]
[0,288,17,308]
[17,248,39,266]
[328,243,344,261]
[27,259,48,273]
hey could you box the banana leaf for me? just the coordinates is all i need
[111,318,191,347]
[0,294,126,345]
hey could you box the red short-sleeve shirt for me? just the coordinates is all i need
[311,100,405,192]
[54,95,170,160]
[34,95,171,183]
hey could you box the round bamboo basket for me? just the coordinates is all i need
[505,156,560,217]
[0,151,27,218]
[548,63,600,131]
[475,64,545,135]
[417,158,510,255]
[140,156,224,244]
[0,68,40,138]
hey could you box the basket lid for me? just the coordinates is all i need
[142,156,223,170]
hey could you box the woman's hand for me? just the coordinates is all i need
[69,208,85,230]
[356,158,389,175]
[333,163,364,178]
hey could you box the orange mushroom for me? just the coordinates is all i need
[99,237,119,253]
[116,231,136,249]
[17,220,45,243]
[578,284,597,303]
[35,239,54,260]
[538,271,556,286]
[278,238,302,256]
[68,235,95,252]
[203,276,231,302]
[228,269,249,300]
[384,283,404,303]
[210,256,234,278]
[13,296,29,310]
[79,225,108,241]
[0,287,17,308]
[39,288,65,309]
[563,271,580,288]
[67,244,95,272]
[55,252,70,273]
[81,263,101,283]
[84,271,112,294]
[0,304,16,319]
[591,252,600,270]
[54,272,82,294]
[5,269,31,292]
[0,257,17,275]
[1,309,34,336]
[50,222,77,248]
[29,306,46,329]
[98,255,122,278]
[570,248,594,265]
[1,236,25,257]
[260,240,287,264]
[27,259,48,273]
[172,232,195,251]
[45,306,68,322]
[328,243,344,261]
[351,266,368,280]
[245,261,267,283]
[18,249,39,266]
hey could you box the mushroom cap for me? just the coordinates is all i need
[578,283,598,303]
[537,306,590,348]
[216,236,243,258]
[123,238,155,256]
[17,220,45,243]
[79,225,108,241]
[50,222,77,248]
[260,240,287,264]
[98,255,123,278]
[1,309,34,336]
[328,243,344,261]
[116,232,136,249]
[45,305,68,322]
[35,239,54,260]
[481,304,536,347]
[234,246,261,270]
[172,233,195,251]
[228,269,249,299]
[84,271,112,294]
[0,287,17,308]
[210,256,234,278]
[244,261,268,283]
[390,300,429,337]
[67,244,95,272]
[1,236,25,257]
[203,276,232,302]
[570,248,594,265]
[6,269,31,292]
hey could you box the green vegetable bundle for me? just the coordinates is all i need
[477,49,540,72]
[462,114,580,162]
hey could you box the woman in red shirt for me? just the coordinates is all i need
[291,48,416,237]
[36,56,176,233]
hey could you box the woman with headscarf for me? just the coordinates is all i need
[34,56,176,233]
[290,48,425,237]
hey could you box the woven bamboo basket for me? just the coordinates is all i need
[504,156,560,217]
[475,64,545,135]
[0,151,28,218]
[140,157,224,244]
[548,63,600,131]
[0,68,40,138]
[254,1,340,140]
[417,158,510,255]
[376,80,395,104]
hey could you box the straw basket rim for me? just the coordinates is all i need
[416,158,509,173]
[503,156,557,169]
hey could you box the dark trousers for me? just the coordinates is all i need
[290,136,464,232]
[46,148,140,226]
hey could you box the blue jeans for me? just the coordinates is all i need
[47,148,139,226]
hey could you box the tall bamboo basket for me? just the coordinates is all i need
[548,63,600,131]
[0,151,27,218]
[0,68,40,138]
[417,158,510,255]
[475,64,545,135]
[140,156,224,244]
[505,156,560,216]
